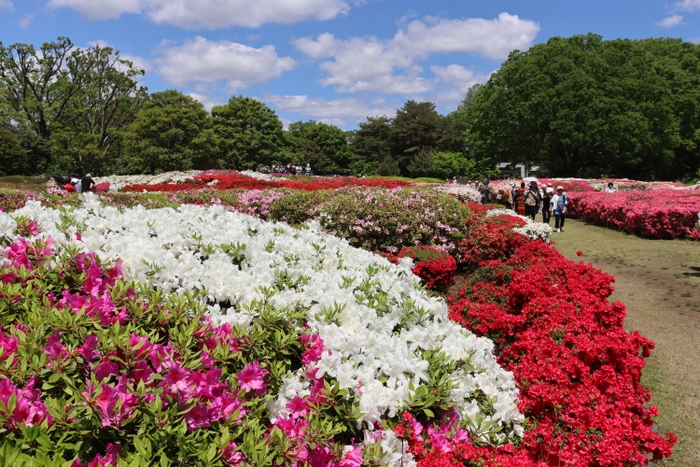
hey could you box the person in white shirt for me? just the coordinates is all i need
[604,182,616,193]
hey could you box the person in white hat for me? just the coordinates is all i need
[550,186,569,233]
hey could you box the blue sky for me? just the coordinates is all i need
[1,0,699,129]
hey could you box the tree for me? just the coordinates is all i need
[119,91,218,174]
[0,37,148,174]
[211,96,286,170]
[390,100,452,176]
[287,120,353,175]
[0,124,28,175]
[350,116,392,169]
[466,34,700,180]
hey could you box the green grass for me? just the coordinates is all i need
[548,217,700,467]
[0,175,48,186]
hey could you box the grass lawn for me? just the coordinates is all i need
[547,216,700,467]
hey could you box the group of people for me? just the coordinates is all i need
[494,180,569,233]
[51,174,95,193]
[259,163,312,176]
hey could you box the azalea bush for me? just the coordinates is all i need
[568,190,700,239]
[384,246,458,292]
[0,197,525,466]
[268,187,470,254]
[446,242,677,466]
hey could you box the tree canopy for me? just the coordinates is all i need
[465,34,700,180]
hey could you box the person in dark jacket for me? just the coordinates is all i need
[81,174,95,193]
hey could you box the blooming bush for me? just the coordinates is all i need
[391,246,458,292]
[568,190,700,239]
[268,187,469,255]
[446,242,677,465]
[0,197,525,465]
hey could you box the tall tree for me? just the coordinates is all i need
[211,96,286,170]
[466,34,700,180]
[287,120,353,175]
[119,90,218,174]
[390,100,452,175]
[349,116,392,170]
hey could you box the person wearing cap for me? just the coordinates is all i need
[522,181,540,220]
[550,186,569,233]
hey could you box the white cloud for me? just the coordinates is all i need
[294,12,538,95]
[187,92,223,111]
[0,0,13,9]
[430,64,489,103]
[393,13,541,60]
[18,14,34,28]
[673,0,700,12]
[47,0,351,28]
[656,15,684,27]
[47,0,141,20]
[154,37,295,91]
[268,95,396,124]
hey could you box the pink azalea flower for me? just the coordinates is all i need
[77,335,100,362]
[237,361,267,394]
[44,331,69,365]
[286,396,309,418]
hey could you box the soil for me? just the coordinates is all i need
[547,217,700,467]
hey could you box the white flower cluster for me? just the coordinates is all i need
[3,195,524,447]
[485,208,553,242]
[94,171,203,192]
[433,184,481,203]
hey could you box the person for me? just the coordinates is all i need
[504,187,513,210]
[604,182,616,193]
[478,181,491,204]
[70,176,82,194]
[541,184,553,224]
[551,186,569,233]
[305,163,311,176]
[81,174,95,193]
[523,181,541,220]
[515,182,526,216]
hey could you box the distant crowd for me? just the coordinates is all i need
[259,163,312,176]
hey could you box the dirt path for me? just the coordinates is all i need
[548,217,700,466]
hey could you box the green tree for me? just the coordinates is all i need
[0,124,29,175]
[211,96,286,170]
[430,151,469,180]
[287,120,353,175]
[467,34,700,180]
[390,100,452,176]
[349,116,392,174]
[119,90,218,174]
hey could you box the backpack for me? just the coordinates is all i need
[556,194,568,213]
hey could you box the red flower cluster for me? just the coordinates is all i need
[121,172,410,193]
[446,241,677,466]
[457,212,528,272]
[568,190,700,239]
[393,245,458,291]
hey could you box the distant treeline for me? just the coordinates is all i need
[1,34,699,181]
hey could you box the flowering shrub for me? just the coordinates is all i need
[269,187,469,254]
[120,172,410,193]
[1,197,526,465]
[447,242,677,465]
[393,246,458,291]
[457,212,529,273]
[568,190,700,239]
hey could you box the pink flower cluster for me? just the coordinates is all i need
[568,190,700,239]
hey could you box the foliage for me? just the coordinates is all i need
[119,90,219,174]
[211,96,286,170]
[465,34,700,180]
[0,37,147,175]
[395,246,458,292]
[287,120,354,175]
[0,125,28,176]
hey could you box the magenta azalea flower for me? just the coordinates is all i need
[236,361,267,393]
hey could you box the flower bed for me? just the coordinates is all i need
[1,197,523,466]
[0,182,676,465]
[446,242,677,465]
[568,190,700,240]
